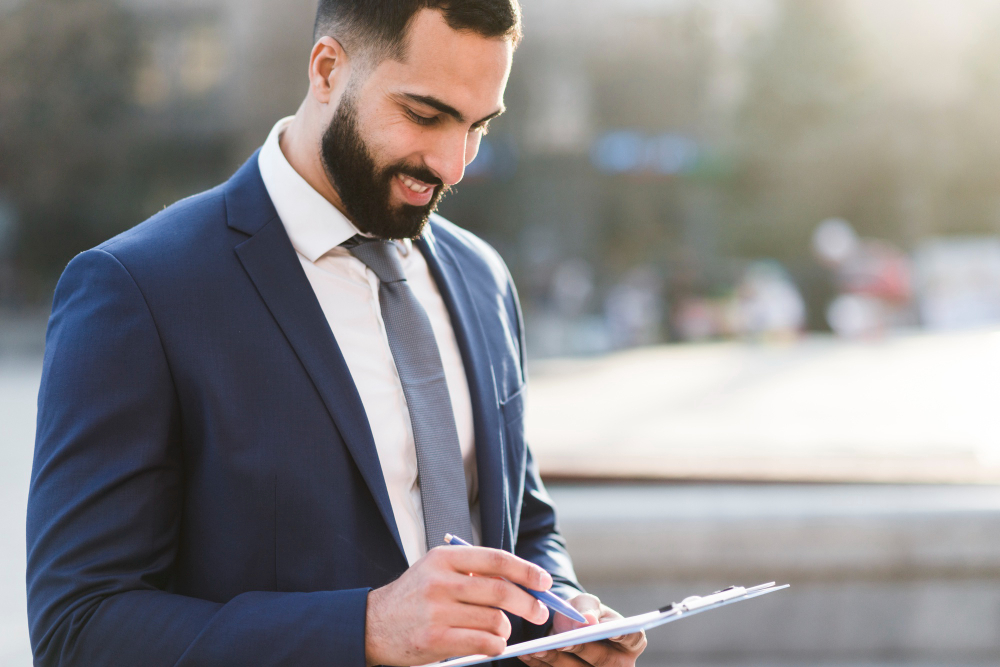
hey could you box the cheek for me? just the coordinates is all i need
[357,99,423,163]
[372,118,435,166]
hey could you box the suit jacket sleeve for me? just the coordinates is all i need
[26,249,369,667]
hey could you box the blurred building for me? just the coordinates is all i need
[914,237,1000,330]
[6,0,1000,350]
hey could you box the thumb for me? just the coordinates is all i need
[557,594,604,653]
[571,594,603,625]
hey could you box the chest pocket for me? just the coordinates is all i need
[500,385,526,499]
[500,384,526,430]
[499,384,528,529]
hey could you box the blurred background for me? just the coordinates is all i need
[2,0,1000,665]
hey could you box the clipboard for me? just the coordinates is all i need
[420,582,789,667]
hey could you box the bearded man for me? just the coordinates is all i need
[26,2,647,666]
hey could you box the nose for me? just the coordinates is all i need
[423,130,469,186]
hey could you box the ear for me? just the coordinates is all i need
[308,36,350,105]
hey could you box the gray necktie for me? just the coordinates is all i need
[346,236,474,550]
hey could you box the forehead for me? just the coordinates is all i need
[364,9,513,114]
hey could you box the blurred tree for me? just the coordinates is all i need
[0,0,142,299]
[728,1,1000,331]
[946,15,1000,237]
[0,0,238,303]
[725,0,883,328]
[728,0,876,260]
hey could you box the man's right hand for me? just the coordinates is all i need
[365,545,553,666]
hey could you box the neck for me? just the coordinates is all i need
[279,104,351,218]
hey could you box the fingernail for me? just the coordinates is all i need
[536,568,552,588]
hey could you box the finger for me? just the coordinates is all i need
[570,594,603,624]
[525,649,589,667]
[437,602,512,639]
[551,612,581,635]
[553,594,601,635]
[593,607,643,651]
[452,572,550,625]
[593,607,624,642]
[437,627,508,658]
[520,653,558,667]
[561,641,631,667]
[608,630,646,653]
[437,545,553,591]
[598,606,624,624]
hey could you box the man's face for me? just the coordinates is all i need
[320,9,513,239]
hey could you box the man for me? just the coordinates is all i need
[26,1,648,666]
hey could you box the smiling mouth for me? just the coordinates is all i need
[397,173,435,194]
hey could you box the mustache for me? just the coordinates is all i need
[392,164,444,188]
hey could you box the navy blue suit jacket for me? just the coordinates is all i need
[26,153,581,666]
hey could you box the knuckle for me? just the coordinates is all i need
[427,602,448,624]
[500,612,513,639]
[490,577,509,603]
[424,626,447,650]
[590,650,613,667]
[489,549,508,572]
[421,574,448,600]
[418,575,437,596]
[491,610,509,636]
[480,635,506,656]
[452,575,470,598]
[603,649,630,667]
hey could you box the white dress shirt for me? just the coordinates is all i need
[258,117,480,565]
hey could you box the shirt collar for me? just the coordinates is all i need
[257,116,361,262]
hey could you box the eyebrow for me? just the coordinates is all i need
[400,93,505,126]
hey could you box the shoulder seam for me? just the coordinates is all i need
[100,191,227,254]
[92,248,181,397]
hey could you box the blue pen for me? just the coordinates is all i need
[444,533,588,624]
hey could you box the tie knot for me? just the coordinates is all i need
[346,237,406,283]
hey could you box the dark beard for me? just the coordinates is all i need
[320,94,450,240]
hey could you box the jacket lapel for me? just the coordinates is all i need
[417,225,508,552]
[224,154,405,560]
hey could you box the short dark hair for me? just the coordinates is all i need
[313,0,522,63]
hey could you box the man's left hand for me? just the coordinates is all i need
[518,593,647,667]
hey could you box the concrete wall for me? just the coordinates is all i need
[5,348,999,666]
[549,484,1000,666]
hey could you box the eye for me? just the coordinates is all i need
[473,122,491,136]
[405,108,437,126]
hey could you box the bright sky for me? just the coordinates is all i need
[844,0,1000,105]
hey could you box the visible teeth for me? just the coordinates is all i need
[400,175,430,193]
